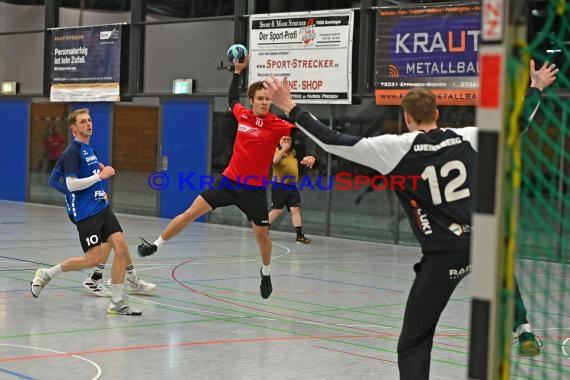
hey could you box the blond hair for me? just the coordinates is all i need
[67,108,90,127]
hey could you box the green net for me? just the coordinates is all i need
[509,1,570,378]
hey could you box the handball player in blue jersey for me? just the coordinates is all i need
[32,108,142,315]
[49,154,156,298]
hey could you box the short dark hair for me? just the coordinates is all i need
[247,81,266,99]
[401,88,437,124]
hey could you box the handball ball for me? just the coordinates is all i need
[227,44,248,63]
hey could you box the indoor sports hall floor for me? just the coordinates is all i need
[0,201,567,379]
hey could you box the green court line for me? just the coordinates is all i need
[5,269,564,374]
[4,269,473,358]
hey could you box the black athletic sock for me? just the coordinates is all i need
[295,226,303,237]
[91,264,105,281]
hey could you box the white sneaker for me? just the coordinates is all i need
[82,277,112,297]
[107,277,157,293]
[30,268,51,298]
[128,276,156,293]
[107,298,142,316]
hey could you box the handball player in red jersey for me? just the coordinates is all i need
[138,55,314,299]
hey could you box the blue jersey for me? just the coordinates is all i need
[48,158,73,217]
[60,140,108,222]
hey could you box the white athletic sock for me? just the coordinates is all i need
[46,264,62,279]
[111,284,124,303]
[261,265,271,276]
[154,236,165,249]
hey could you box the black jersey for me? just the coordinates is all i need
[286,88,541,253]
[289,112,477,252]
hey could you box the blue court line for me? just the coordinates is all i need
[0,367,37,380]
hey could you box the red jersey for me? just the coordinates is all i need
[45,134,66,160]
[223,103,293,186]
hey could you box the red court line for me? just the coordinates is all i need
[171,260,399,338]
[171,260,472,354]
[0,333,385,363]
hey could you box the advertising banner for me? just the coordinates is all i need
[249,10,353,104]
[50,24,123,102]
[375,4,481,106]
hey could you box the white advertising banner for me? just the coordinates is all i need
[249,10,354,104]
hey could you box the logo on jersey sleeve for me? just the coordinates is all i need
[448,223,471,236]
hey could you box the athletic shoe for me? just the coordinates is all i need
[107,298,142,316]
[516,331,542,357]
[107,277,157,293]
[30,268,51,298]
[82,277,112,297]
[128,276,156,293]
[259,268,273,299]
[137,237,157,257]
[296,235,312,244]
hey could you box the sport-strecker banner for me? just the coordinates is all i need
[375,4,481,106]
[50,24,123,102]
[249,10,353,104]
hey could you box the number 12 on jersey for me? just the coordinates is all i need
[421,160,470,205]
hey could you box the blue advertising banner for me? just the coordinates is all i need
[50,24,123,102]
[375,4,481,106]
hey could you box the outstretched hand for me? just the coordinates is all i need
[263,77,297,114]
[300,155,316,169]
[530,59,558,91]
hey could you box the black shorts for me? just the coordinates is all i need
[76,207,122,253]
[270,183,301,211]
[201,177,269,226]
[68,213,76,225]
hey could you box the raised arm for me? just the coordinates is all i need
[273,137,291,164]
[264,77,361,146]
[264,77,412,174]
[228,55,250,110]
[521,59,559,131]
